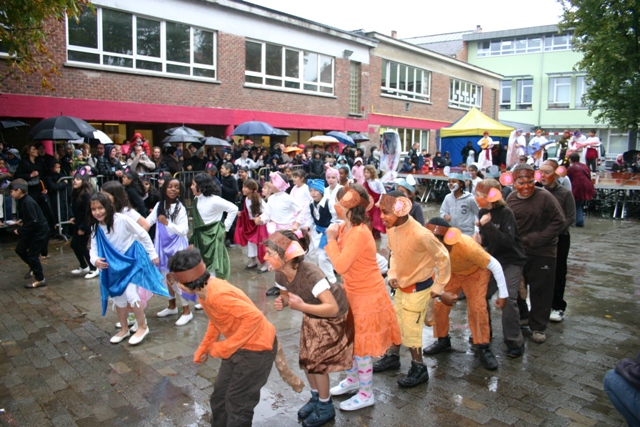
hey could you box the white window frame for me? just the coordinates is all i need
[381,59,431,103]
[575,75,587,108]
[500,80,512,109]
[449,78,482,110]
[516,79,533,109]
[477,34,571,57]
[544,33,573,51]
[244,40,334,96]
[548,76,571,108]
[66,8,217,80]
[384,127,429,154]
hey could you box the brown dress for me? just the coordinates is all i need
[276,262,354,374]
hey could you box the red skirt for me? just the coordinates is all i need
[364,182,386,235]
[233,209,268,263]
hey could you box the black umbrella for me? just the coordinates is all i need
[623,150,640,164]
[0,120,28,130]
[162,134,203,144]
[201,136,232,147]
[231,121,276,136]
[350,133,370,143]
[165,126,204,138]
[29,116,96,140]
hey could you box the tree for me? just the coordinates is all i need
[0,0,92,90]
[559,0,640,149]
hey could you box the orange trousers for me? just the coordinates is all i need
[433,268,491,345]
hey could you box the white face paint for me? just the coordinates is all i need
[448,182,460,192]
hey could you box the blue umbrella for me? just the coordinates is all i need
[231,121,276,136]
[272,128,290,136]
[350,132,370,143]
[326,131,355,146]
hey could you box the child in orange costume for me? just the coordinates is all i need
[169,247,277,426]
[324,184,401,411]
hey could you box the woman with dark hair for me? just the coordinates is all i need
[121,167,148,218]
[103,144,125,180]
[324,184,401,411]
[270,229,353,426]
[234,178,268,270]
[151,146,163,171]
[101,181,150,231]
[189,173,238,279]
[69,168,98,279]
[15,144,55,232]
[168,247,277,427]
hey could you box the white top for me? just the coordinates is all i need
[146,201,189,237]
[194,194,238,232]
[259,191,302,226]
[244,197,266,220]
[324,184,343,221]
[90,213,158,265]
[570,134,587,163]
[290,184,313,228]
[366,179,386,195]
[234,157,262,170]
[121,207,140,221]
[276,277,331,298]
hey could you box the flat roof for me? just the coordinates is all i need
[463,24,564,41]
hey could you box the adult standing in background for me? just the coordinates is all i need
[506,129,526,169]
[566,152,595,228]
[127,144,156,174]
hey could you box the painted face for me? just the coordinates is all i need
[91,200,107,223]
[379,204,398,229]
[264,248,284,271]
[448,179,460,192]
[334,200,346,220]
[539,164,556,186]
[474,191,489,209]
[72,178,83,189]
[166,179,180,200]
[467,168,477,178]
[190,179,200,196]
[514,174,536,198]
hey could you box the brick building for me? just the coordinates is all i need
[0,0,501,154]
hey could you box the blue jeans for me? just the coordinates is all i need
[604,369,640,427]
[575,200,585,227]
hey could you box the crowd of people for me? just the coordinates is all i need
[2,131,635,427]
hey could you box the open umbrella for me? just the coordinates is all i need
[231,121,276,136]
[272,128,290,136]
[326,131,355,146]
[308,135,340,144]
[162,134,202,144]
[201,136,232,147]
[0,120,28,130]
[165,126,204,138]
[29,115,96,140]
[350,133,370,143]
[86,130,113,144]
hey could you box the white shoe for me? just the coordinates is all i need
[339,394,375,411]
[175,313,193,326]
[330,379,359,396]
[71,267,90,275]
[129,326,149,345]
[157,307,179,317]
[110,331,130,344]
[115,318,136,329]
[549,310,565,322]
[84,270,99,279]
[194,304,203,310]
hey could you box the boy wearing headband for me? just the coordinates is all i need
[168,248,277,426]
[307,179,337,284]
[373,191,451,387]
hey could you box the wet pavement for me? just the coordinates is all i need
[0,205,637,426]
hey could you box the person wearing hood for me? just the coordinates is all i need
[432,151,446,169]
[351,157,365,184]
[440,173,479,236]
[160,143,183,175]
[308,151,325,181]
[400,155,415,173]
[103,144,125,180]
[367,146,380,170]
[128,133,151,156]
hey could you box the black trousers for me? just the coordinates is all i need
[552,234,570,311]
[70,231,94,270]
[210,337,277,427]
[15,232,48,281]
[517,255,556,332]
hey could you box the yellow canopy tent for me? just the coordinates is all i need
[440,107,514,138]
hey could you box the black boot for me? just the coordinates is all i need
[265,286,280,296]
[478,344,499,370]
[297,390,318,420]
[302,399,335,427]
[372,353,400,372]
[423,336,451,355]
[397,360,429,388]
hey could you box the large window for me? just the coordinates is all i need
[245,40,334,95]
[67,8,217,79]
[500,80,512,109]
[383,127,429,153]
[477,33,572,57]
[449,79,482,110]
[516,79,533,109]
[575,75,587,108]
[381,59,431,102]
[548,77,571,108]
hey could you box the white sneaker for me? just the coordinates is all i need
[157,307,179,317]
[549,310,565,322]
[330,379,359,396]
[175,313,194,326]
[339,394,375,411]
[71,267,90,275]
[84,270,99,279]
[194,303,203,310]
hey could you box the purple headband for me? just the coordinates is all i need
[270,172,290,192]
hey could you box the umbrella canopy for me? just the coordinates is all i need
[272,128,290,136]
[201,136,232,147]
[308,135,340,144]
[165,126,204,138]
[231,121,276,136]
[162,134,202,144]
[350,133,370,143]
[29,115,96,140]
[326,131,355,146]
[0,120,28,130]
[86,130,113,144]
[284,146,302,154]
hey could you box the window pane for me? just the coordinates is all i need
[102,9,132,55]
[167,63,190,75]
[304,83,317,91]
[304,52,318,83]
[245,75,262,84]
[69,9,97,48]
[266,78,282,86]
[166,22,190,63]
[265,44,282,76]
[245,41,262,73]
[193,29,214,65]
[285,49,298,78]
[399,64,407,91]
[136,59,162,71]
[194,68,215,78]
[136,17,160,57]
[389,62,398,89]
[501,80,511,103]
[104,55,132,68]
[381,60,388,86]
[320,86,332,94]
[68,50,100,63]
[284,81,300,89]
[319,55,332,84]
[575,76,585,107]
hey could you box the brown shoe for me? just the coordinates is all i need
[24,279,47,289]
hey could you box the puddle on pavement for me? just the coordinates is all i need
[487,376,498,392]
[253,387,292,422]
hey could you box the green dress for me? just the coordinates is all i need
[188,197,231,280]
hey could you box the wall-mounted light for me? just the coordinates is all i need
[343,49,354,59]
[405,102,410,111]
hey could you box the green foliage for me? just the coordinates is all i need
[559,0,640,131]
[0,0,92,90]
